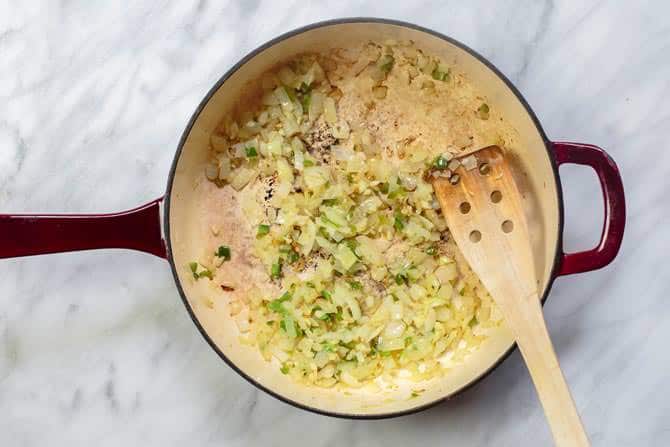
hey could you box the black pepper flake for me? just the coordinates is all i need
[303,122,336,163]
[264,175,277,201]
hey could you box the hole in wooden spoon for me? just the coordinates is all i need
[490,190,502,203]
[469,230,481,243]
[478,162,490,175]
[459,202,471,214]
[501,220,514,233]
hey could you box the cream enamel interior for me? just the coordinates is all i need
[167,21,559,416]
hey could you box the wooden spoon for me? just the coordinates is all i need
[431,146,589,446]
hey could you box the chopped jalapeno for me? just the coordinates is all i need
[478,103,490,120]
[431,68,449,82]
[257,224,271,237]
[394,213,405,231]
[301,93,311,111]
[271,261,283,279]
[379,55,394,73]
[215,245,231,261]
[297,82,311,94]
[433,156,449,170]
[189,262,213,280]
[268,291,291,313]
[395,272,408,285]
[287,249,300,264]
[197,268,213,280]
[388,186,407,200]
[189,262,198,278]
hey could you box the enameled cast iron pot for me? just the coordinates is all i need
[0,19,625,419]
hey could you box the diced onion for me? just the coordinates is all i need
[309,92,325,122]
[205,164,218,180]
[384,320,406,339]
[303,166,329,191]
[372,85,387,99]
[377,337,404,352]
[210,134,229,152]
[229,167,257,191]
[323,97,337,124]
[201,43,501,390]
[218,157,231,180]
[461,155,478,171]
[274,86,293,112]
[277,66,297,87]
[435,264,458,284]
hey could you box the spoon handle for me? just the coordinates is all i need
[506,293,590,446]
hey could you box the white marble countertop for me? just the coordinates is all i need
[1,1,667,445]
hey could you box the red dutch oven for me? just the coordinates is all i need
[0,19,625,418]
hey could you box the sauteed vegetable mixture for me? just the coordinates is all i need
[196,40,519,388]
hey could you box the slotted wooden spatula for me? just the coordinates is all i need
[431,146,589,446]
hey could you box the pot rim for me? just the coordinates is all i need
[163,17,564,420]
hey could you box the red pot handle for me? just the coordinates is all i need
[552,142,625,276]
[0,197,166,259]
